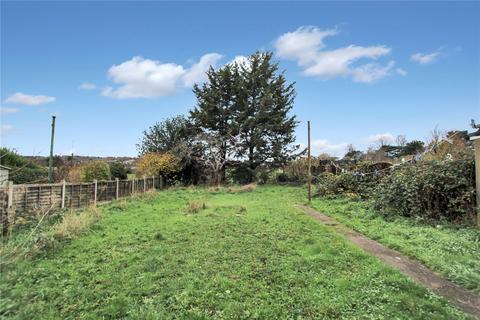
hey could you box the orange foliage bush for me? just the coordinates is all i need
[135,152,180,177]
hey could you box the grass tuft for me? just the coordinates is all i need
[228,183,257,193]
[54,205,102,240]
[153,232,166,241]
[185,199,207,214]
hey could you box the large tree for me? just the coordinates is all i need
[234,52,298,181]
[190,51,298,182]
[190,65,239,180]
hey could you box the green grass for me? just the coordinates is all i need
[312,196,480,294]
[1,186,470,319]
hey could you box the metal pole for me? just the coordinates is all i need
[307,121,312,204]
[48,115,56,183]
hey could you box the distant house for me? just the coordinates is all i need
[0,165,11,187]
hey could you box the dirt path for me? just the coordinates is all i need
[297,205,480,319]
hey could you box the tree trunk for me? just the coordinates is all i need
[249,146,255,183]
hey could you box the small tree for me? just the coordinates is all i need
[81,161,111,182]
[135,152,180,178]
[109,161,128,180]
[401,140,425,156]
[137,116,192,155]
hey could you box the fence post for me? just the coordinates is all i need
[6,181,15,240]
[7,181,13,209]
[143,176,146,193]
[94,180,97,207]
[116,178,119,200]
[24,185,28,211]
[61,180,66,209]
[152,176,155,189]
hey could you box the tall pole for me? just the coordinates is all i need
[48,115,56,183]
[307,121,312,204]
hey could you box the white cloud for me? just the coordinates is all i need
[410,50,441,65]
[1,124,14,135]
[79,82,96,90]
[352,61,395,83]
[228,55,250,68]
[182,53,223,87]
[365,133,395,145]
[275,26,394,83]
[102,53,222,99]
[310,139,348,156]
[396,68,407,76]
[275,26,338,66]
[0,107,18,115]
[4,92,56,105]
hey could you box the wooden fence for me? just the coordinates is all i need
[0,176,163,230]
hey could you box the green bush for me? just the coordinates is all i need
[0,148,48,184]
[81,161,111,182]
[9,167,48,184]
[372,157,476,223]
[229,166,252,184]
[276,172,289,183]
[109,162,128,180]
[315,171,382,199]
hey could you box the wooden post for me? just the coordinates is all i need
[143,176,146,193]
[93,180,98,207]
[307,121,312,205]
[61,180,66,209]
[7,181,13,209]
[24,186,28,212]
[6,181,15,240]
[152,176,155,190]
[132,178,135,195]
[473,137,480,227]
[116,178,119,200]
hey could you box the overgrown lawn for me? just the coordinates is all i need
[0,186,469,319]
[312,197,480,294]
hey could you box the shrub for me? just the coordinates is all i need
[276,172,289,183]
[228,165,251,184]
[9,167,48,184]
[316,172,377,198]
[136,152,180,178]
[109,161,128,180]
[372,157,475,223]
[66,166,82,183]
[0,147,48,184]
[81,161,111,182]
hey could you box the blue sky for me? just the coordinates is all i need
[1,1,479,157]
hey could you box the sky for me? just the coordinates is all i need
[1,1,479,157]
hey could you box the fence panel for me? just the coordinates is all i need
[0,176,160,231]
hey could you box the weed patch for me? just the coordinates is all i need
[54,206,102,240]
[228,183,257,193]
[185,199,207,214]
